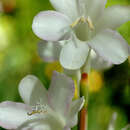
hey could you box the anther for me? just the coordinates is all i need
[27,110,47,116]
[27,102,47,116]
[86,16,95,30]
[70,16,86,28]
[70,18,81,28]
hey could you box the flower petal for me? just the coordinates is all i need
[49,0,79,21]
[88,29,129,64]
[96,6,130,31]
[90,50,113,70]
[60,38,89,70]
[64,126,71,130]
[38,40,63,62]
[64,69,81,86]
[32,11,71,41]
[19,75,48,106]
[0,101,31,129]
[67,97,84,127]
[48,71,75,118]
[18,114,63,130]
[86,0,107,21]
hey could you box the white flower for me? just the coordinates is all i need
[32,0,130,70]
[122,124,130,130]
[37,39,112,71]
[108,112,117,130]
[0,71,84,130]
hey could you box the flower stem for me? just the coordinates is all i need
[79,107,87,130]
[79,48,91,130]
[79,73,89,130]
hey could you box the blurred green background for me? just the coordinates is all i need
[0,0,130,130]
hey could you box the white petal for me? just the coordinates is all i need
[64,126,71,130]
[90,50,113,70]
[0,101,31,129]
[19,75,47,106]
[49,0,79,21]
[63,69,81,86]
[86,0,107,21]
[67,97,85,127]
[60,38,89,70]
[48,71,75,118]
[88,29,129,64]
[18,114,63,130]
[96,6,130,31]
[38,41,62,62]
[32,11,71,41]
[31,124,51,130]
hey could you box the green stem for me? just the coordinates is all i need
[79,49,91,130]
[81,49,91,73]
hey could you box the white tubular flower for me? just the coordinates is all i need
[32,0,130,70]
[0,71,84,130]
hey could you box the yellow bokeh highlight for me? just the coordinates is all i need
[88,70,103,92]
[45,61,63,78]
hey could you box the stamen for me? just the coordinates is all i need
[70,16,86,28]
[27,109,47,116]
[80,17,86,23]
[70,18,81,28]
[86,16,95,30]
[70,16,95,31]
[27,99,47,116]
